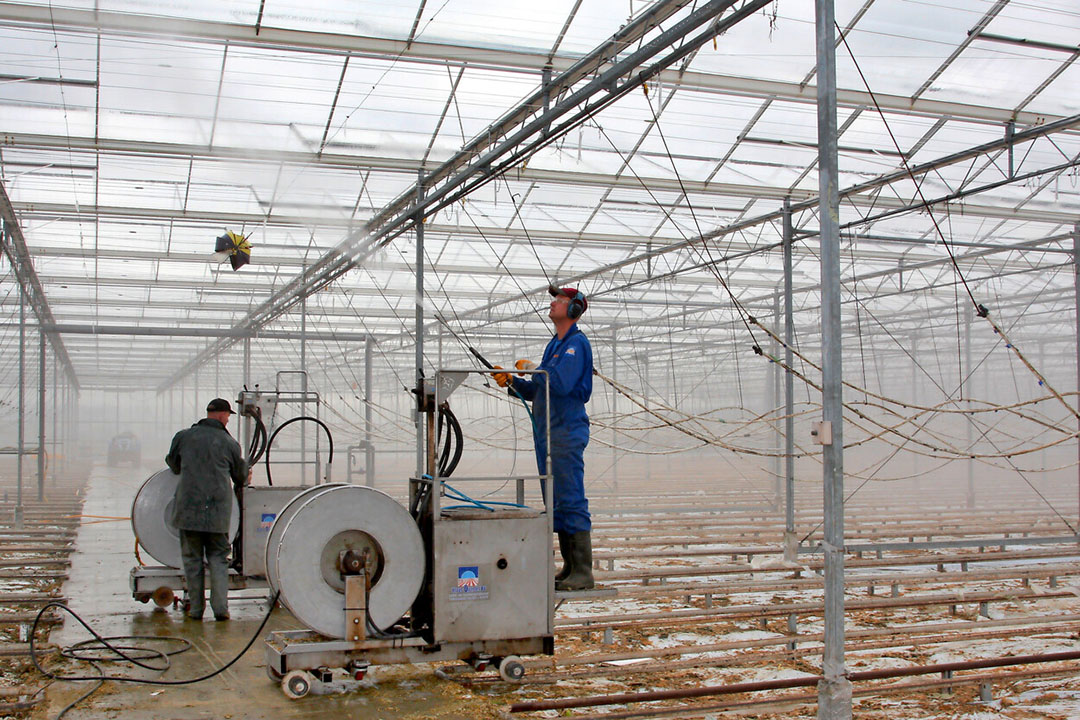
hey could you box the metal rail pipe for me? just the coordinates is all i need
[554,587,1075,631]
[563,665,1079,720]
[509,649,1080,712]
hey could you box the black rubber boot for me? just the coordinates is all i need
[555,531,594,592]
[555,531,573,583]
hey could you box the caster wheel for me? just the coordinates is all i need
[266,664,284,682]
[282,670,311,699]
[134,593,151,604]
[498,655,525,682]
[151,586,175,608]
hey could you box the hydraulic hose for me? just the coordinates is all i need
[264,416,334,486]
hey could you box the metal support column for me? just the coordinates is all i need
[73,381,79,454]
[414,174,426,478]
[965,306,974,509]
[772,293,782,510]
[365,336,374,487]
[815,0,852,716]
[301,287,308,485]
[16,284,25,528]
[38,330,45,500]
[911,333,920,491]
[1074,222,1080,529]
[783,198,797,563]
[612,329,619,494]
[242,337,251,461]
[51,345,57,483]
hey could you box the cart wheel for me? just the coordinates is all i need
[151,586,175,608]
[134,593,151,604]
[266,663,284,682]
[282,670,311,699]
[498,655,525,682]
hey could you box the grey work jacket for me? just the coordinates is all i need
[165,418,246,533]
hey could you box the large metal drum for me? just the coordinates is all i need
[267,485,425,638]
[131,468,240,568]
[264,483,347,592]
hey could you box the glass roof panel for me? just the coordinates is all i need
[97,0,259,25]
[261,0,415,39]
[404,0,577,53]
[97,37,222,133]
[1025,64,1080,117]
[923,44,1073,110]
[687,5,815,84]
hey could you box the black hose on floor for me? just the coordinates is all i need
[30,591,281,719]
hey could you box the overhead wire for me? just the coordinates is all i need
[834,21,1079,425]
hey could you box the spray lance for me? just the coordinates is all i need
[466,346,536,425]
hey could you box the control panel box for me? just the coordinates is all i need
[432,509,550,644]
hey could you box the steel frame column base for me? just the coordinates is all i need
[783,530,798,564]
[817,676,852,720]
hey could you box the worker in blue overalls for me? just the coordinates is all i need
[494,285,594,591]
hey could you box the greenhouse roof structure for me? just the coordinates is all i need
[0,0,1078,393]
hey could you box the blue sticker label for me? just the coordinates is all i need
[450,565,488,601]
[259,513,276,531]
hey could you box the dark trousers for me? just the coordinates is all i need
[178,529,230,618]
[535,435,591,534]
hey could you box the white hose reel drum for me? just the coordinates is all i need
[130,468,241,569]
[266,485,425,639]
[263,483,347,592]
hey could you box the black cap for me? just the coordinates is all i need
[206,398,235,414]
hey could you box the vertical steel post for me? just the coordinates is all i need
[241,338,251,468]
[38,330,45,500]
[911,333,920,489]
[1074,222,1080,529]
[365,336,374,487]
[643,358,652,483]
[51,344,57,483]
[73,380,79,454]
[16,282,25,528]
[301,287,308,485]
[815,0,851,716]
[772,293,782,510]
[783,198,797,563]
[965,305,974,509]
[415,173,426,478]
[612,328,619,494]
[242,337,251,463]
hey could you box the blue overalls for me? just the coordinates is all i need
[510,325,593,533]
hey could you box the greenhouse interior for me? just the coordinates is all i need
[0,0,1079,717]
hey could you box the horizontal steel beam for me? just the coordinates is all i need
[9,176,1075,232]
[0,323,370,341]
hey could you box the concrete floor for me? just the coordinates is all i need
[35,466,506,719]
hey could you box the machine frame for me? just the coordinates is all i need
[263,367,555,697]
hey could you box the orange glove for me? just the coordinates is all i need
[492,366,511,388]
[514,359,536,376]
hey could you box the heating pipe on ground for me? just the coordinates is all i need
[509,649,1080,713]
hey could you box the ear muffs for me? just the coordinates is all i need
[567,291,586,320]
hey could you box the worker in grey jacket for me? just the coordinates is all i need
[165,398,248,620]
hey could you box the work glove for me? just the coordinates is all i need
[492,366,511,388]
[515,359,536,376]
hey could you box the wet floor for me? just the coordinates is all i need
[35,466,505,719]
